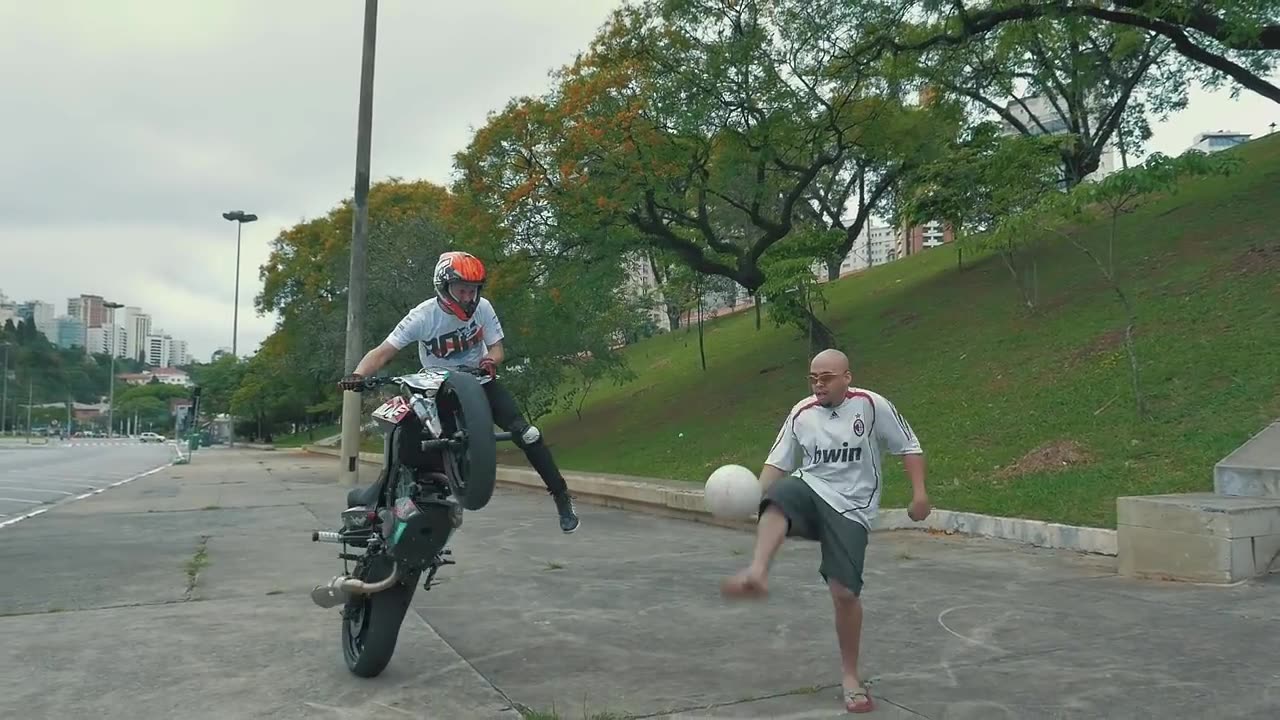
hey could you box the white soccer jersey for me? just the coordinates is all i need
[384,297,505,370]
[765,388,923,529]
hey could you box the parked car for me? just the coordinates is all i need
[139,432,166,443]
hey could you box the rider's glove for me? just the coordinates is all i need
[479,357,497,381]
[338,373,365,392]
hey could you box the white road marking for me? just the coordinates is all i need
[0,463,171,530]
[0,497,43,504]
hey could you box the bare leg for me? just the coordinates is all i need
[721,504,788,599]
[830,579,872,712]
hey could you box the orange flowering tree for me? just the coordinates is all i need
[454,0,958,351]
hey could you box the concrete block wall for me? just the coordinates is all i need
[1117,493,1280,584]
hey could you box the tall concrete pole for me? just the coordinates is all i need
[339,0,378,487]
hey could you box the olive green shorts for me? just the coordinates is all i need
[760,473,869,596]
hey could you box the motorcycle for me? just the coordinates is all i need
[308,365,513,678]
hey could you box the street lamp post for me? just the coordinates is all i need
[222,210,257,450]
[104,301,124,439]
[1,342,9,437]
[221,210,259,359]
[25,380,32,443]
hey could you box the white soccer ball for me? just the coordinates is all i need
[703,464,762,519]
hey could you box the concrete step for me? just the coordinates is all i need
[1117,492,1280,583]
[1215,420,1280,498]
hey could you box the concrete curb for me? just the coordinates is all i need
[300,445,1117,556]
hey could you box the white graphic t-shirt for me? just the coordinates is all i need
[765,388,923,529]
[384,297,505,370]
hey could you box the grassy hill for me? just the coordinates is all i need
[503,134,1280,529]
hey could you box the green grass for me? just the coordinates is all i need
[502,135,1280,529]
[274,423,340,448]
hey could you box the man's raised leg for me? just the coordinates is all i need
[721,503,789,599]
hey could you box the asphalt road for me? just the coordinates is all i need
[2,449,1278,719]
[0,439,175,525]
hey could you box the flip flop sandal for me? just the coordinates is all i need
[844,687,875,713]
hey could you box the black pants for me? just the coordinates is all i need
[482,378,568,496]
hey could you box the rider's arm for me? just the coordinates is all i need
[352,341,399,377]
[484,340,505,365]
[350,303,425,377]
[477,300,506,365]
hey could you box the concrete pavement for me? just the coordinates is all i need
[0,439,173,524]
[1,449,1278,719]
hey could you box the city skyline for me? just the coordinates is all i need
[0,290,193,368]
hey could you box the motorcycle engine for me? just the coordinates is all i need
[386,495,459,570]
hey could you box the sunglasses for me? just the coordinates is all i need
[807,372,845,385]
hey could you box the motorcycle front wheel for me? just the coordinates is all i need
[438,371,498,511]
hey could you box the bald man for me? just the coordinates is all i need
[721,348,930,714]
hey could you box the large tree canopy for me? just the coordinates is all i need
[881,1,1280,104]
[454,0,962,350]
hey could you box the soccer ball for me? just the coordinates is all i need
[704,464,761,519]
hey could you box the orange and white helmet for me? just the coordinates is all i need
[433,251,487,320]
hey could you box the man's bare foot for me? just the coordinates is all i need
[720,567,768,599]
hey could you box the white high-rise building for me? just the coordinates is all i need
[812,222,901,281]
[1001,94,1118,184]
[171,340,190,367]
[29,301,56,340]
[123,307,152,363]
[87,325,127,358]
[145,331,172,368]
[622,253,673,333]
[144,330,189,368]
[1190,130,1251,153]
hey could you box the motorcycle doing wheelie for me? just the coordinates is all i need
[308,365,513,678]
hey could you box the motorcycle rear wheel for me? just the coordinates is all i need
[341,554,419,678]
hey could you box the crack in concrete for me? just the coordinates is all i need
[876,695,933,719]
[537,683,842,719]
[0,597,208,618]
[132,503,301,515]
[183,535,210,600]
[406,606,525,718]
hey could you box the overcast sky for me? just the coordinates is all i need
[2,1,1276,362]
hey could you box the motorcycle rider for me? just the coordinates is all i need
[338,250,580,533]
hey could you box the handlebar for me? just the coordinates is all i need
[421,430,514,451]
[342,365,494,392]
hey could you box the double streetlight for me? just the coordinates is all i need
[221,210,258,359]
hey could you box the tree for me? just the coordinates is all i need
[902,11,1190,188]
[489,256,644,423]
[883,1,1280,105]
[898,123,1066,308]
[188,355,246,419]
[454,0,958,353]
[112,380,193,432]
[989,149,1239,418]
